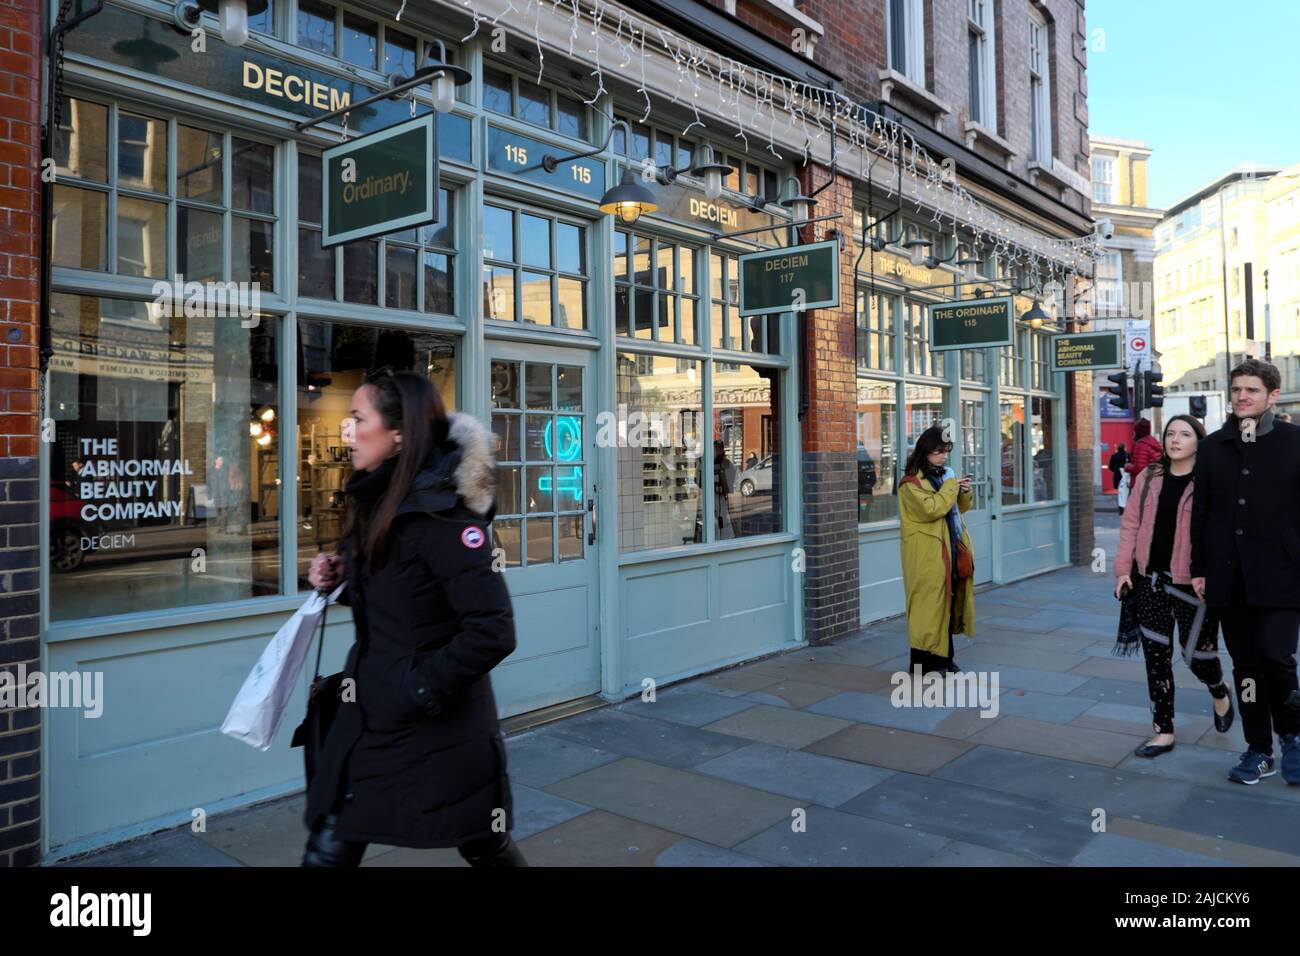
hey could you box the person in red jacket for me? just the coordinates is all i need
[1125,417,1163,478]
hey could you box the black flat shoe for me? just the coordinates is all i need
[1134,742,1176,758]
[1213,694,1235,734]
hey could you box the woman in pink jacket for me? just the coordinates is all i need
[1115,414,1234,758]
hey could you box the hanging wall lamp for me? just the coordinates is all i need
[657,143,734,202]
[542,119,658,224]
[173,0,268,48]
[418,40,472,114]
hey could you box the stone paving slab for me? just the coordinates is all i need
[965,716,1141,767]
[981,665,1092,696]
[838,772,1099,866]
[1071,701,1213,742]
[616,689,758,727]
[691,669,781,698]
[738,678,842,709]
[1069,677,1216,717]
[702,704,852,750]
[1070,833,1240,867]
[189,795,331,867]
[504,732,623,789]
[510,783,593,841]
[693,742,896,808]
[743,657,899,694]
[539,709,747,768]
[1106,816,1300,867]
[806,690,967,732]
[733,804,949,867]
[932,746,1196,823]
[515,809,683,867]
[544,757,801,848]
[59,828,245,867]
[921,840,1041,866]
[958,641,1088,673]
[1165,785,1300,856]
[994,689,1097,724]
[805,723,973,775]
[1117,743,1300,803]
[653,839,773,867]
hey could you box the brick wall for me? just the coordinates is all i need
[0,0,43,868]
[797,164,859,644]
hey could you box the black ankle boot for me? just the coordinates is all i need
[302,815,367,867]
[460,832,529,867]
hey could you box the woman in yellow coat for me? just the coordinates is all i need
[898,425,976,674]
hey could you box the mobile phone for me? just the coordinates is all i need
[1116,582,1131,601]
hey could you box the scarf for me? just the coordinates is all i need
[344,453,399,510]
[924,464,963,569]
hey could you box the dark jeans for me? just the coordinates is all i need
[1221,571,1300,753]
[302,815,529,867]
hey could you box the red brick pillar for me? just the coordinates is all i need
[0,0,44,868]
[797,164,860,644]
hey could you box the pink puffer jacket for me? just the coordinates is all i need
[1115,465,1196,584]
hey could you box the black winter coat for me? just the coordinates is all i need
[1190,412,1300,608]
[303,411,518,848]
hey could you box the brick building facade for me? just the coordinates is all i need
[0,0,44,868]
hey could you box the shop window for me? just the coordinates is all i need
[298,152,453,313]
[485,64,592,141]
[612,114,776,201]
[341,12,378,69]
[903,299,944,378]
[297,0,336,54]
[296,321,457,587]
[384,28,418,77]
[1000,324,1028,387]
[53,99,276,291]
[856,290,897,372]
[857,379,898,523]
[713,362,782,539]
[484,203,588,329]
[48,293,280,621]
[903,384,946,455]
[1030,331,1051,390]
[489,360,585,567]
[248,0,273,35]
[616,353,703,552]
[1031,396,1055,501]
[999,395,1026,506]
[615,230,698,344]
[708,250,778,353]
[961,347,986,383]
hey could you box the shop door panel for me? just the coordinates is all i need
[485,346,600,716]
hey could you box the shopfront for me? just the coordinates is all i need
[41,0,805,856]
[852,211,1071,624]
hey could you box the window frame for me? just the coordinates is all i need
[967,0,998,130]
[1028,7,1053,165]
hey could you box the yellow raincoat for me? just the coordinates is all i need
[898,473,976,655]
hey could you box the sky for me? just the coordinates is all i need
[1086,0,1300,211]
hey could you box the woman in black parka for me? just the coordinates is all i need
[302,369,525,867]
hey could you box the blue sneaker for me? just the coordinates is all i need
[1228,749,1276,785]
[1281,735,1300,785]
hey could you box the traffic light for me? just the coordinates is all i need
[1142,369,1165,409]
[1189,395,1207,419]
[1133,368,1145,413]
[1104,370,1130,411]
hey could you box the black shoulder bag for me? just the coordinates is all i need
[289,591,344,786]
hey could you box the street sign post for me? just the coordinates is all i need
[738,240,840,316]
[1124,319,1151,372]
[928,296,1015,351]
[322,113,438,248]
[1050,330,1123,372]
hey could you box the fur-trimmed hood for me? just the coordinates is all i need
[396,411,498,519]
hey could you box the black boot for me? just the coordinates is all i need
[302,814,367,867]
[458,831,529,867]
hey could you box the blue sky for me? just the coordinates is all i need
[1086,0,1300,210]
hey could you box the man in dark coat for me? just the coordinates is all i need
[1190,358,1300,786]
[302,409,523,863]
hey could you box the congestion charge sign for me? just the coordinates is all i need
[738,240,840,317]
[322,113,438,248]
[928,296,1015,351]
[1050,330,1123,372]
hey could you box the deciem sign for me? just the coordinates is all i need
[738,240,840,316]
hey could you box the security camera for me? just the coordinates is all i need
[1095,218,1115,241]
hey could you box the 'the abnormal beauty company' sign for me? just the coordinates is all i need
[1051,330,1123,372]
[738,240,840,316]
[928,296,1015,351]
[322,114,438,248]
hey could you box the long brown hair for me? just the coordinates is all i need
[342,370,449,572]
[1152,413,1206,477]
[903,425,954,478]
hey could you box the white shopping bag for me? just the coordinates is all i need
[221,584,345,751]
[1116,471,1131,510]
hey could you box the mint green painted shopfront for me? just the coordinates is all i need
[41,0,806,857]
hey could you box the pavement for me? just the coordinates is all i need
[59,511,1300,867]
